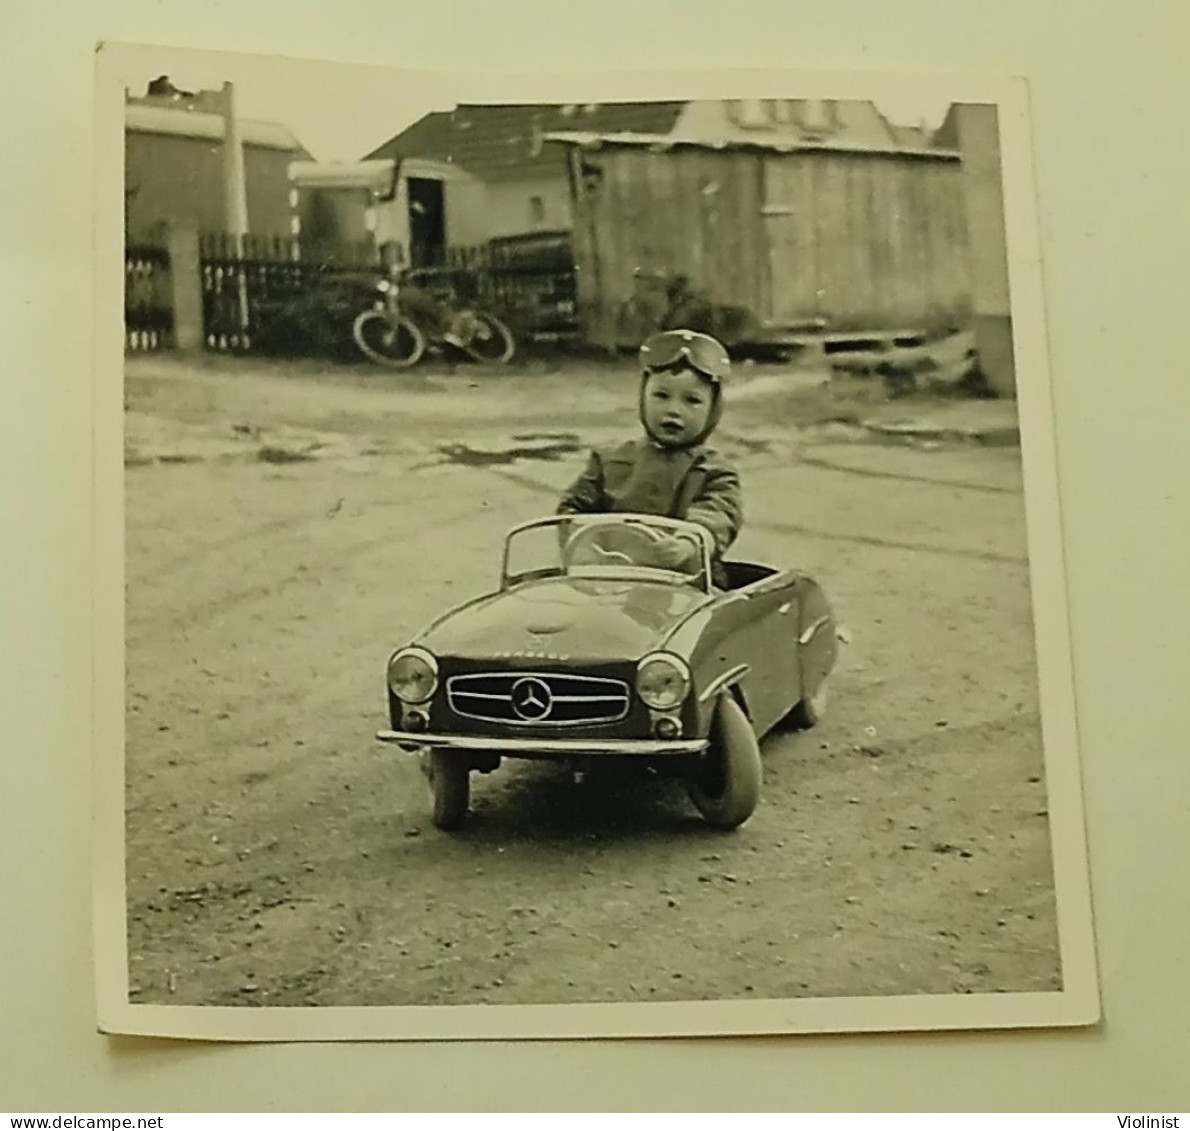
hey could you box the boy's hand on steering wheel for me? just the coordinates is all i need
[649,534,698,569]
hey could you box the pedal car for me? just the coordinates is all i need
[376,513,838,830]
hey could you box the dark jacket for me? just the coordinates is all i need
[557,439,743,583]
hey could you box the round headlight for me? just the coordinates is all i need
[387,647,438,703]
[635,653,691,711]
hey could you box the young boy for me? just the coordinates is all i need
[557,329,742,587]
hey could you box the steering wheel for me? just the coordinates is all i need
[563,523,664,569]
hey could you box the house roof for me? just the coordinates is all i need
[365,101,687,181]
[543,130,961,161]
[125,103,307,153]
[288,159,398,191]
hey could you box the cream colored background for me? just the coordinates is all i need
[2,0,1187,1111]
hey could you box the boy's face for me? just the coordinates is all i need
[642,367,714,447]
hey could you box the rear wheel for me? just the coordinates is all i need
[686,694,762,830]
[424,750,470,830]
[352,310,426,368]
[462,311,516,364]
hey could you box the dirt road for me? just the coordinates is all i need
[123,354,1060,1008]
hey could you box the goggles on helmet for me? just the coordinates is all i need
[638,330,731,384]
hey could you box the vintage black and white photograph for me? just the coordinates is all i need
[95,43,1097,1040]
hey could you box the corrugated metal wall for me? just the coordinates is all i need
[567,143,972,345]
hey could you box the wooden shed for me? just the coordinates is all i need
[546,131,973,349]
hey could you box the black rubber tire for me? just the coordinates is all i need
[352,310,426,368]
[426,750,470,830]
[462,312,516,364]
[686,694,762,830]
[788,683,829,730]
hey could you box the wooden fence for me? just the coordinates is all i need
[198,233,377,352]
[124,245,173,351]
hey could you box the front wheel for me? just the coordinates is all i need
[352,309,426,368]
[462,311,516,364]
[423,750,470,830]
[686,694,762,830]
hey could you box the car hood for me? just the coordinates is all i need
[419,575,710,663]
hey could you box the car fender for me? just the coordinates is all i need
[690,660,753,737]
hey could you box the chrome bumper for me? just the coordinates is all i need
[375,729,708,756]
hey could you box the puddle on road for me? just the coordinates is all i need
[437,434,583,467]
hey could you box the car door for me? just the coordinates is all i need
[792,574,837,704]
[696,572,800,738]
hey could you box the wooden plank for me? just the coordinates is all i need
[793,154,818,323]
[910,160,932,326]
[862,160,883,325]
[814,154,845,325]
[918,161,940,322]
[694,149,718,296]
[844,156,868,327]
[809,155,832,323]
[694,149,718,300]
[948,161,975,322]
[895,158,914,326]
[800,155,822,323]
[839,155,862,325]
[567,147,599,328]
[738,151,765,319]
[675,148,704,287]
[848,156,875,329]
[928,162,956,322]
[926,160,960,325]
[698,149,726,303]
[890,158,915,327]
[761,157,793,322]
[631,148,661,301]
[763,154,815,325]
[873,159,899,326]
[603,149,633,332]
[628,147,654,271]
[885,159,907,325]
[626,148,664,340]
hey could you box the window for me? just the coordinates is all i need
[795,99,838,135]
[734,98,769,128]
[770,99,794,125]
[529,195,546,225]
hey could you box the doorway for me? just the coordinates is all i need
[407,177,446,268]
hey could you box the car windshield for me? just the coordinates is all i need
[502,515,710,590]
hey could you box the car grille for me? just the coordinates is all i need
[446,671,631,727]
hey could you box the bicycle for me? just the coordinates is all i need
[351,268,516,369]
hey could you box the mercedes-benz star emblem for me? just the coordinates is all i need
[510,676,553,721]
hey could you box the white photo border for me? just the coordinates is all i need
[93,42,1099,1041]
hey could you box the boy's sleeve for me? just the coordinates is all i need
[685,461,743,555]
[557,450,607,515]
